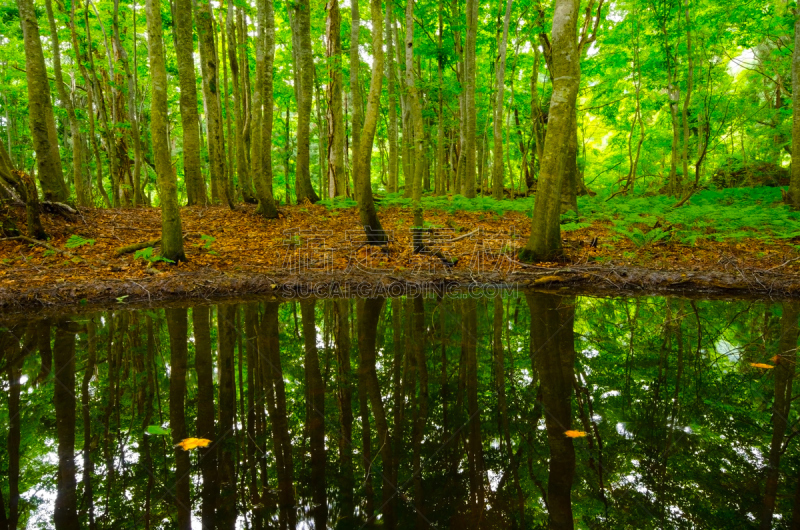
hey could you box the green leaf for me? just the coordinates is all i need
[146,425,170,436]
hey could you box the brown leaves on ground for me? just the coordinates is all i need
[1,202,799,301]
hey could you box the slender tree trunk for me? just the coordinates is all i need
[293,0,320,203]
[326,0,346,198]
[197,0,233,208]
[462,0,477,198]
[3,329,21,530]
[387,0,399,193]
[520,0,580,262]
[166,309,191,530]
[146,0,186,262]
[435,2,445,196]
[791,9,800,208]
[228,1,253,203]
[354,0,387,244]
[350,0,363,198]
[45,0,86,206]
[492,0,513,199]
[83,320,97,530]
[111,0,145,206]
[17,0,67,202]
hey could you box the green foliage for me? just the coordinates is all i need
[64,235,95,249]
[134,247,175,264]
[146,425,170,436]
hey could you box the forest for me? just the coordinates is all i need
[0,0,799,289]
[2,294,800,528]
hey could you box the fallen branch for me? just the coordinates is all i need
[114,239,161,257]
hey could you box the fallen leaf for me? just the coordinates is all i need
[564,430,588,438]
[750,363,774,369]
[770,355,781,364]
[175,438,212,451]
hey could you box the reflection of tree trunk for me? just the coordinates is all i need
[760,302,800,529]
[334,299,355,526]
[142,316,156,530]
[358,297,395,529]
[526,293,576,530]
[301,301,328,528]
[244,304,264,529]
[35,319,52,385]
[84,320,98,530]
[463,298,484,521]
[358,338,375,520]
[166,308,191,530]
[410,296,428,527]
[194,306,219,527]
[259,302,297,528]
[54,321,79,529]
[2,327,22,529]
[218,305,238,528]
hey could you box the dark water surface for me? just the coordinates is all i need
[1,292,799,529]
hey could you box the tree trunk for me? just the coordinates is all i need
[387,0,399,194]
[354,0,387,244]
[326,0,346,198]
[462,0,477,198]
[111,0,145,206]
[791,9,800,209]
[45,0,87,206]
[175,0,208,206]
[293,0,320,203]
[228,1,253,203]
[145,0,186,262]
[519,0,580,262]
[350,0,363,198]
[492,0,513,199]
[197,0,233,208]
[17,0,67,202]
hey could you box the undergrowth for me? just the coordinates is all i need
[322,187,800,246]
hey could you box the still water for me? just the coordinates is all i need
[0,292,798,529]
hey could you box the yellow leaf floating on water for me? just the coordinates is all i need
[564,430,588,438]
[175,438,212,451]
[750,363,774,369]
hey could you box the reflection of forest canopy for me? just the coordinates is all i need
[1,294,800,528]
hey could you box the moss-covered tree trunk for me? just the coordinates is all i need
[491,0,513,199]
[17,0,67,202]
[146,0,186,262]
[45,0,87,206]
[175,0,206,206]
[293,0,320,203]
[197,0,233,208]
[462,0,477,198]
[354,0,387,244]
[326,0,346,198]
[227,1,253,204]
[790,10,800,209]
[519,0,580,262]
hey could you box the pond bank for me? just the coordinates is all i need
[1,203,799,314]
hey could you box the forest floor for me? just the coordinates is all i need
[1,191,800,313]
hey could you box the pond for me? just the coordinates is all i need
[0,291,798,529]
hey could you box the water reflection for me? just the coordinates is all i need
[1,294,800,528]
